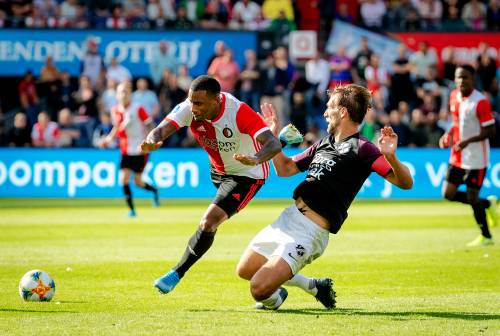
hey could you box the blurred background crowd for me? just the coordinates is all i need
[0,0,499,149]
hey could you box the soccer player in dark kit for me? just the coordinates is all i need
[236,84,414,310]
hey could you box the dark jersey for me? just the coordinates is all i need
[292,133,392,234]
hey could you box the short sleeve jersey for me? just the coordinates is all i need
[112,102,150,155]
[292,133,392,234]
[449,89,495,169]
[165,92,270,179]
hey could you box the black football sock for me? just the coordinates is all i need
[174,228,216,278]
[471,203,491,238]
[123,184,134,211]
[451,192,490,208]
[143,183,157,193]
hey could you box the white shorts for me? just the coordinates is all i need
[248,205,330,275]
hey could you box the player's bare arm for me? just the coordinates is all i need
[378,126,413,190]
[101,125,118,148]
[233,130,281,166]
[140,120,178,153]
[453,124,496,151]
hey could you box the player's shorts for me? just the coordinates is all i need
[120,154,148,173]
[446,164,487,189]
[248,205,329,275]
[211,173,264,218]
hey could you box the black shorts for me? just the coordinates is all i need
[211,172,265,218]
[120,154,148,173]
[445,165,486,189]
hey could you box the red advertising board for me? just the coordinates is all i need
[391,32,500,66]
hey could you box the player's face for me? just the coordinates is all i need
[188,90,219,121]
[455,67,474,96]
[117,84,131,105]
[324,94,344,135]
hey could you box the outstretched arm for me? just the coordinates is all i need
[378,126,413,190]
[233,130,281,166]
[140,120,178,153]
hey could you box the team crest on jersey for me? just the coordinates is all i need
[222,127,233,138]
[336,142,351,154]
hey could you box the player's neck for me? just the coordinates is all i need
[460,89,473,98]
[333,124,359,142]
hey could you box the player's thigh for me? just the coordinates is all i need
[236,249,268,280]
[443,165,464,199]
[212,175,264,218]
[250,256,293,298]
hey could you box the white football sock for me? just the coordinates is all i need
[284,274,317,296]
[261,288,284,309]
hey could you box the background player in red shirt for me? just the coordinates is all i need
[439,64,497,247]
[140,76,282,294]
[102,82,158,217]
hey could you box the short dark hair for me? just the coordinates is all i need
[328,84,372,124]
[457,64,475,76]
[190,75,221,96]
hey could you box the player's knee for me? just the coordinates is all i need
[235,263,252,280]
[199,218,218,232]
[250,279,273,301]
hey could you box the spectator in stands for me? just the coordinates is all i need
[462,0,487,31]
[25,4,46,28]
[260,53,285,123]
[39,56,61,119]
[91,2,110,29]
[147,0,166,28]
[100,78,118,114]
[57,107,81,147]
[487,0,500,30]
[442,48,458,84]
[128,2,149,29]
[73,75,98,145]
[239,49,261,111]
[289,91,307,135]
[93,111,117,148]
[390,44,414,110]
[389,109,411,146]
[132,78,160,121]
[107,4,128,29]
[168,6,194,29]
[207,40,226,70]
[262,0,294,20]
[351,36,373,87]
[415,0,443,30]
[335,3,354,23]
[73,3,90,28]
[81,39,105,89]
[208,48,240,94]
[476,44,498,96]
[392,0,416,30]
[106,57,132,84]
[425,111,444,147]
[408,108,428,147]
[305,50,330,125]
[416,65,445,109]
[273,46,296,124]
[404,7,422,31]
[360,108,379,142]
[200,0,229,29]
[230,0,261,30]
[60,0,78,21]
[31,111,60,147]
[360,0,386,32]
[410,41,438,81]
[365,53,389,105]
[269,9,296,45]
[179,0,205,24]
[177,64,193,92]
[19,70,39,127]
[442,2,465,31]
[328,46,352,88]
[59,71,76,111]
[419,92,439,116]
[6,112,31,147]
[149,40,178,87]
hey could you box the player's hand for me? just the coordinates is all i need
[439,133,450,148]
[377,126,398,156]
[261,103,280,136]
[140,140,163,153]
[233,153,259,166]
[453,139,469,151]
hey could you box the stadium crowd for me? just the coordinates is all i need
[0,0,499,148]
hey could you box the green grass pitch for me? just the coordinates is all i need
[0,199,499,335]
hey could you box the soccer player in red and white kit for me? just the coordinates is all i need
[140,75,281,294]
[439,64,497,247]
[102,82,159,217]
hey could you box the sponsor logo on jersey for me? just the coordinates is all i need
[196,125,206,132]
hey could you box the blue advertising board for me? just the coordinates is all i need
[0,29,257,77]
[0,148,499,199]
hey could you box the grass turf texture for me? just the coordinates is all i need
[0,199,499,335]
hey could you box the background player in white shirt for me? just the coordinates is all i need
[102,82,158,217]
[140,76,281,294]
[439,64,497,246]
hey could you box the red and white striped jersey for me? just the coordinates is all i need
[449,89,495,169]
[165,92,271,179]
[112,102,151,155]
[31,121,60,147]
